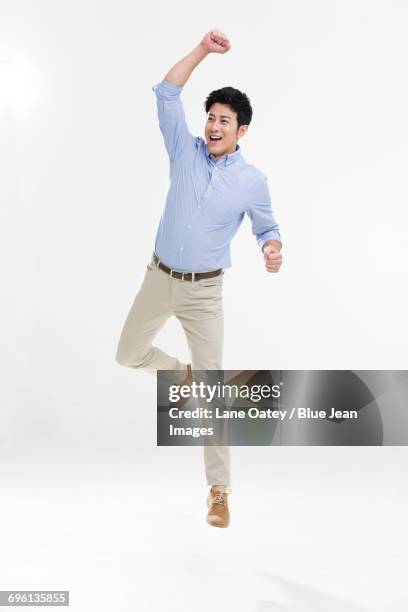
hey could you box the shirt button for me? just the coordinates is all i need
[198,205,202,209]
[209,185,213,189]
[187,225,191,229]
[180,246,184,251]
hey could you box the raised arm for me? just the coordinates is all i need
[164,30,231,86]
[152,30,231,161]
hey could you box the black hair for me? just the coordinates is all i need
[204,87,253,128]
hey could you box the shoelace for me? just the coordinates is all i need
[213,492,226,506]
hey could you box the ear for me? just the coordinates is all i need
[237,125,248,140]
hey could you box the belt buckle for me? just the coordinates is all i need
[181,272,185,281]
[169,269,174,278]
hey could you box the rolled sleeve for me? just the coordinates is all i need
[152,80,195,161]
[246,176,282,249]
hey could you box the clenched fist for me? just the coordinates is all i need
[263,245,283,273]
[201,29,231,54]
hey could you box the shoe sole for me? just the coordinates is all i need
[206,517,229,528]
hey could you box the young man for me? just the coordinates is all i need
[116,29,282,528]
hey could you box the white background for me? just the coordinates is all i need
[1,1,408,610]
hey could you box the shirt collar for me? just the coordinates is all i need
[205,142,242,167]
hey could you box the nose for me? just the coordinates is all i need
[209,119,223,131]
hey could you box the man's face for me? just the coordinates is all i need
[205,103,248,160]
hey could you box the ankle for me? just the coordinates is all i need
[211,485,227,493]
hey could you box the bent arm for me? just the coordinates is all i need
[152,44,209,162]
[247,176,282,250]
[153,31,231,161]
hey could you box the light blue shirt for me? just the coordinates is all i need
[152,80,282,272]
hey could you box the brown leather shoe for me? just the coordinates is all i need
[206,487,230,528]
[169,364,193,408]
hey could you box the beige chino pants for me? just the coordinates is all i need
[115,253,231,489]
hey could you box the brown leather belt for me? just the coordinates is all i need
[153,253,223,282]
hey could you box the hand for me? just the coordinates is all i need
[263,245,282,273]
[201,29,231,54]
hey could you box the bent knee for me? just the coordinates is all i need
[115,344,148,369]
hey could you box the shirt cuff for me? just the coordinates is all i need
[152,80,183,100]
[258,233,282,250]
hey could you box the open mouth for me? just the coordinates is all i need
[209,135,223,144]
